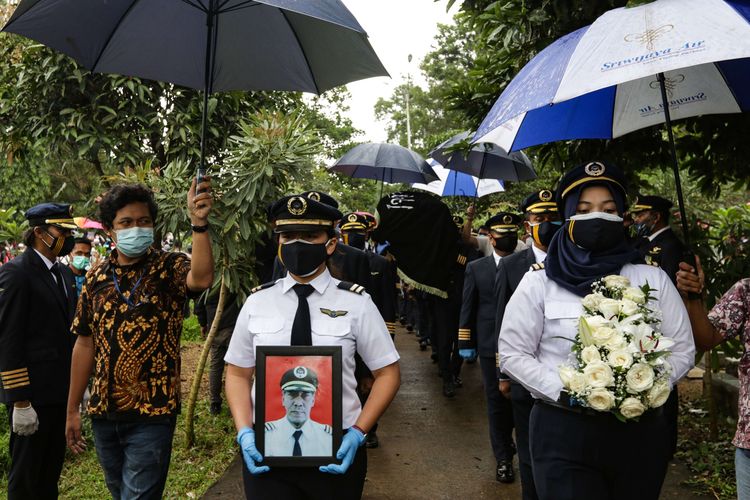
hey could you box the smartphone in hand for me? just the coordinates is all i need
[195,167,206,196]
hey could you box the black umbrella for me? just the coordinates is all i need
[429,131,536,182]
[330,142,439,199]
[3,0,389,178]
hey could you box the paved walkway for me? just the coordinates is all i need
[204,326,708,499]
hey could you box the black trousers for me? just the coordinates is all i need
[426,294,461,383]
[241,446,367,500]
[664,388,678,458]
[7,403,67,500]
[479,357,514,462]
[510,382,538,500]
[209,327,233,405]
[529,401,669,500]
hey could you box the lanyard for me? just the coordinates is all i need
[112,269,145,308]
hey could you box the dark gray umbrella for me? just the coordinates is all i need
[3,0,389,175]
[429,131,536,182]
[331,142,439,185]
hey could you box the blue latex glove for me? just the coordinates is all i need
[319,427,365,475]
[237,427,270,475]
[459,348,477,361]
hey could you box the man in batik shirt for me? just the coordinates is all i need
[65,180,214,499]
[676,259,750,498]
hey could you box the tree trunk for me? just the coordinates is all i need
[185,275,227,447]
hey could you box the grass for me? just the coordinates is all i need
[0,323,237,499]
[676,397,737,499]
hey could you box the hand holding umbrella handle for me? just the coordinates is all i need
[682,251,703,301]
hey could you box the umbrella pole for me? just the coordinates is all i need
[657,72,691,247]
[198,2,217,182]
[379,169,385,201]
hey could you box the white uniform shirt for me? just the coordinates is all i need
[225,268,400,428]
[498,263,695,402]
[264,416,332,457]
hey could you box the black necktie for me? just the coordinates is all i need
[292,430,303,456]
[50,263,67,301]
[291,284,314,346]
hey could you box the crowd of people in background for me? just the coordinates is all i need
[0,160,749,500]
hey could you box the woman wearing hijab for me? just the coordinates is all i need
[497,162,695,500]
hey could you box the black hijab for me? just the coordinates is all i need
[545,181,641,297]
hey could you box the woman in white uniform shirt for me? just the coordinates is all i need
[225,195,401,500]
[498,162,695,500]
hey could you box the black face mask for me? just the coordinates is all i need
[632,215,656,239]
[44,230,75,257]
[343,232,367,250]
[568,213,625,253]
[280,240,330,277]
[493,235,517,253]
[530,221,563,248]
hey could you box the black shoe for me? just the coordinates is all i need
[399,317,407,325]
[466,358,476,365]
[365,431,379,449]
[406,324,414,332]
[209,402,222,415]
[419,339,428,351]
[496,460,515,483]
[453,376,463,388]
[430,352,438,363]
[442,380,456,398]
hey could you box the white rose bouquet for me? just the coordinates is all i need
[557,275,673,421]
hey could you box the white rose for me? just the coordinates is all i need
[583,361,614,389]
[584,315,611,330]
[626,363,655,393]
[568,372,588,394]
[559,365,576,389]
[623,286,646,304]
[598,298,622,319]
[582,293,605,311]
[603,275,630,290]
[580,345,602,364]
[605,332,627,350]
[587,389,616,411]
[607,349,633,370]
[619,397,646,418]
[592,326,617,347]
[647,380,671,408]
[620,298,639,316]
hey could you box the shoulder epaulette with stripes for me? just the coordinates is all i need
[265,422,277,431]
[337,281,365,295]
[250,282,276,294]
[531,263,545,271]
[324,425,332,435]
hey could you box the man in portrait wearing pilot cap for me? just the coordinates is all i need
[264,366,333,457]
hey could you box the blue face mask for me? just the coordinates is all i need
[115,227,154,257]
[72,255,90,271]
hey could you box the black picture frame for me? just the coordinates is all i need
[255,345,343,467]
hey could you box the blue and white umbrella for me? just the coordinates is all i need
[474,0,750,241]
[412,160,505,198]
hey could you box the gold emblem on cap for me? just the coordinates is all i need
[503,215,512,224]
[347,213,358,223]
[584,162,606,177]
[307,192,321,202]
[287,196,307,216]
[539,190,552,202]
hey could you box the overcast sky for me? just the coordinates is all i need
[340,0,458,143]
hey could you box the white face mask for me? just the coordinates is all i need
[568,212,623,223]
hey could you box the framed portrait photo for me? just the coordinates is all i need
[255,345,343,467]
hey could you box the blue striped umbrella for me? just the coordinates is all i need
[412,161,505,198]
[474,0,750,242]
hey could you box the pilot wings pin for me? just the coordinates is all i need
[320,308,348,318]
